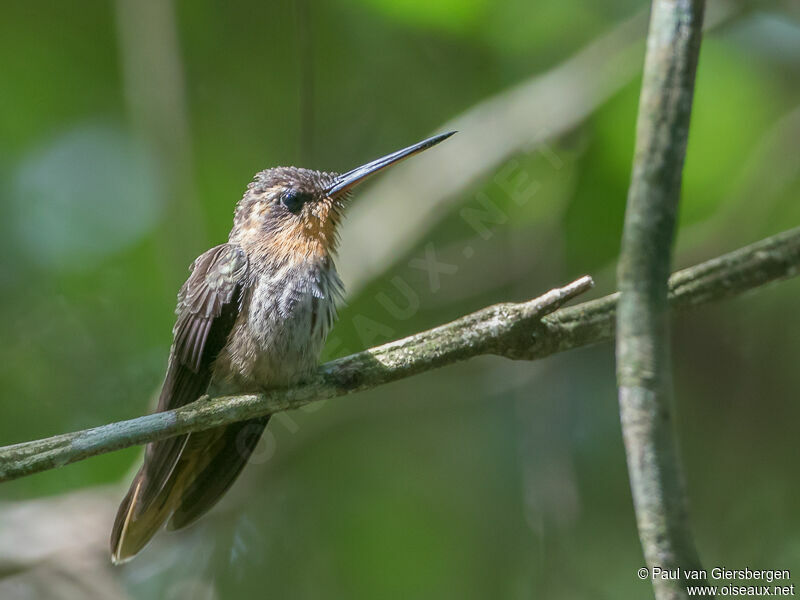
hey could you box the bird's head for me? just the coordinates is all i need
[230,131,455,262]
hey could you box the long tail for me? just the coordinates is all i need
[110,416,270,564]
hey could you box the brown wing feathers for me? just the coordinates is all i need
[111,244,248,564]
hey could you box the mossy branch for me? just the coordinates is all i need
[616,1,708,598]
[0,227,797,484]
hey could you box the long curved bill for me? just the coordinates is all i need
[326,131,456,198]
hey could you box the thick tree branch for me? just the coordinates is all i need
[616,1,707,598]
[0,228,798,484]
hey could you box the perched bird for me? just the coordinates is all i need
[110,131,455,564]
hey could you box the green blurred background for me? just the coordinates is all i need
[1,0,798,598]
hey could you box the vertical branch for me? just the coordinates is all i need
[616,1,706,599]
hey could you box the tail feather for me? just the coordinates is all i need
[168,416,269,530]
[110,471,173,565]
[110,416,270,563]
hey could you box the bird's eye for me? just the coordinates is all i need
[280,189,311,214]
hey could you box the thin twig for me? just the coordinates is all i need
[616,1,707,598]
[1,227,798,483]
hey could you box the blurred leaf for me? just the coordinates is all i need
[563,37,784,271]
[681,40,781,224]
[11,123,163,271]
[482,0,609,57]
[354,0,488,34]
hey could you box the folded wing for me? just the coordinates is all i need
[111,243,248,564]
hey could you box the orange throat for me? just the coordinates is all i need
[240,199,341,264]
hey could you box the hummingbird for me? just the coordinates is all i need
[110,131,455,564]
